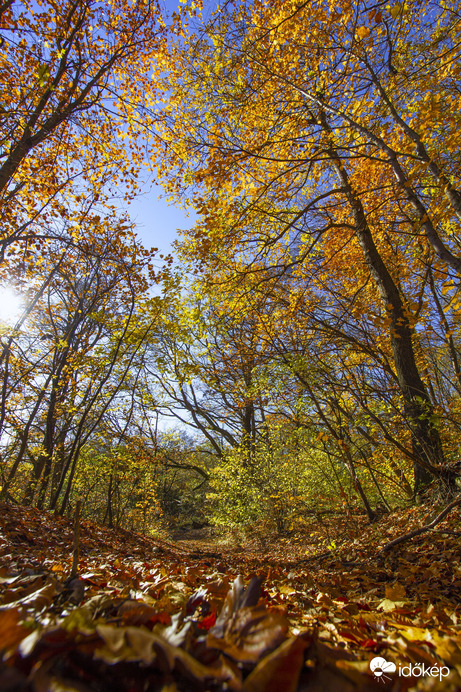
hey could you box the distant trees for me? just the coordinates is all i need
[0,219,160,510]
[150,292,273,455]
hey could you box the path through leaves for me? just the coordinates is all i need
[0,502,460,691]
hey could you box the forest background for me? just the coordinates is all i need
[1,0,461,544]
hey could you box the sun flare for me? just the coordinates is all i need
[0,286,24,325]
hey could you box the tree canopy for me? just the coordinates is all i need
[0,0,460,537]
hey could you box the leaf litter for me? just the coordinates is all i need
[0,501,460,691]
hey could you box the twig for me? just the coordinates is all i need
[379,497,461,553]
[70,500,81,578]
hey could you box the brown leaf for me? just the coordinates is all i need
[117,600,171,627]
[0,582,57,612]
[243,636,308,692]
[95,625,241,688]
[212,576,263,637]
[0,608,29,654]
[385,583,406,601]
[207,605,288,664]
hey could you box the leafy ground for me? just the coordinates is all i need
[0,501,460,691]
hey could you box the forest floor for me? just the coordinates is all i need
[0,500,460,691]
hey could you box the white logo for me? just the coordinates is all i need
[370,657,397,682]
[370,657,450,683]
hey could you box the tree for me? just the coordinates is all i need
[0,0,190,265]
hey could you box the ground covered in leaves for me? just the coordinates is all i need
[0,501,460,691]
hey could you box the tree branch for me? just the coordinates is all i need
[380,497,461,552]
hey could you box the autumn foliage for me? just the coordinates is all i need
[154,0,461,500]
[1,0,461,688]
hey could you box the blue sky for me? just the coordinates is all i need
[125,0,214,255]
[127,185,196,255]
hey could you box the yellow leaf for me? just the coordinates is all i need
[377,598,405,612]
[356,26,371,39]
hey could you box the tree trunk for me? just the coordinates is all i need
[321,113,444,491]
